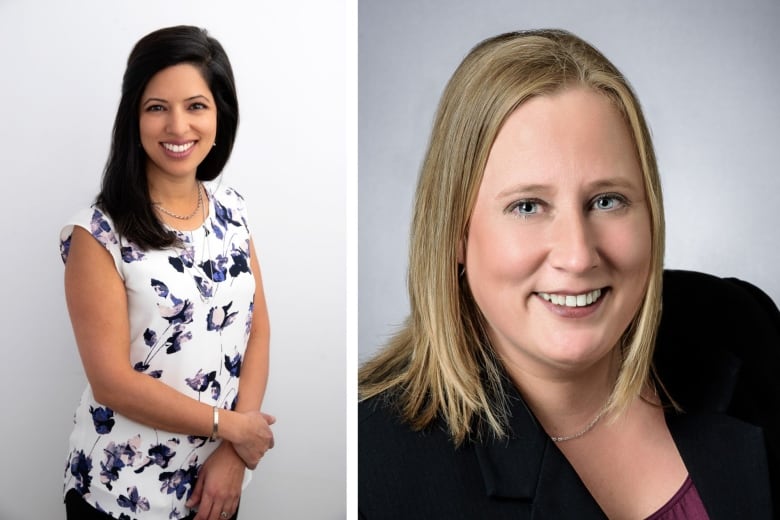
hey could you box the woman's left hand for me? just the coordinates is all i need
[187,441,245,520]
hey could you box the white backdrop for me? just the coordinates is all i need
[358,0,780,360]
[0,1,347,518]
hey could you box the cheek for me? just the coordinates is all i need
[203,113,218,135]
[598,212,652,276]
[466,214,545,291]
[138,117,157,141]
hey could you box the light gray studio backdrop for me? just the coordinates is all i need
[358,0,780,361]
[0,1,346,518]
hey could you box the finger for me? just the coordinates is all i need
[219,500,238,520]
[261,413,276,425]
[228,498,240,519]
[194,492,214,520]
[234,448,254,469]
[208,502,224,520]
[210,502,232,520]
[186,473,205,508]
[220,490,240,519]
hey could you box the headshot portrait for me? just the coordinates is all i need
[358,1,779,518]
[0,1,346,519]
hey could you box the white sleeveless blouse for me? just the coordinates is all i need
[60,183,255,519]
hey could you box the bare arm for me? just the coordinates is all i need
[64,226,270,464]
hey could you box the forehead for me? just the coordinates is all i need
[142,63,212,98]
[480,87,641,190]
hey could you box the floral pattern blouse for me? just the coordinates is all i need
[60,184,256,519]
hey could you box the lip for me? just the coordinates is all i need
[535,287,610,319]
[160,140,197,159]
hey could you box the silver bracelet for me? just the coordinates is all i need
[210,406,219,441]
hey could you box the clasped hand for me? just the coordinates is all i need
[230,411,275,470]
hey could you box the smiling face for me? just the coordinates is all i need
[139,63,217,183]
[463,86,652,380]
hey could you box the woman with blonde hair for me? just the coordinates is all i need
[359,29,778,519]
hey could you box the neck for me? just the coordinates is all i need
[505,348,621,440]
[148,176,201,206]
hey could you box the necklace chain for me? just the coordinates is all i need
[549,404,609,443]
[154,183,203,220]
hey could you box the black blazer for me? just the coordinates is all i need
[359,270,780,519]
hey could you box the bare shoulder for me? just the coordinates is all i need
[64,225,121,282]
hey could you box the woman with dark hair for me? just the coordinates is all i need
[60,26,273,520]
[359,29,779,518]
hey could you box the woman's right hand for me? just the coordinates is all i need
[227,411,275,469]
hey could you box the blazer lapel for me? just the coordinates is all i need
[474,386,607,518]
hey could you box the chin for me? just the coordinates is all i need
[539,331,618,368]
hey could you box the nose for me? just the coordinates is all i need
[165,107,189,135]
[547,210,599,273]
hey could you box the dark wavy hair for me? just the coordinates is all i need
[96,25,239,249]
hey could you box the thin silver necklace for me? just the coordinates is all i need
[154,183,203,220]
[549,403,609,443]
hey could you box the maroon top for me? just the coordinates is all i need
[645,476,709,520]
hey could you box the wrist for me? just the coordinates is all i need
[209,406,219,441]
[217,438,243,462]
[217,409,240,443]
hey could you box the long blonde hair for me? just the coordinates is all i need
[359,29,665,445]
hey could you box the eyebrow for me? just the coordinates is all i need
[495,177,641,199]
[141,94,212,106]
[496,183,550,199]
[586,178,641,191]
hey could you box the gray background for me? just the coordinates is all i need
[0,1,346,518]
[359,0,780,361]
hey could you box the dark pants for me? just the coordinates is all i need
[65,489,239,520]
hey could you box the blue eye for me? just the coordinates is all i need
[591,194,627,211]
[509,199,541,218]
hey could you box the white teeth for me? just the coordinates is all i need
[538,288,602,308]
[163,142,194,153]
